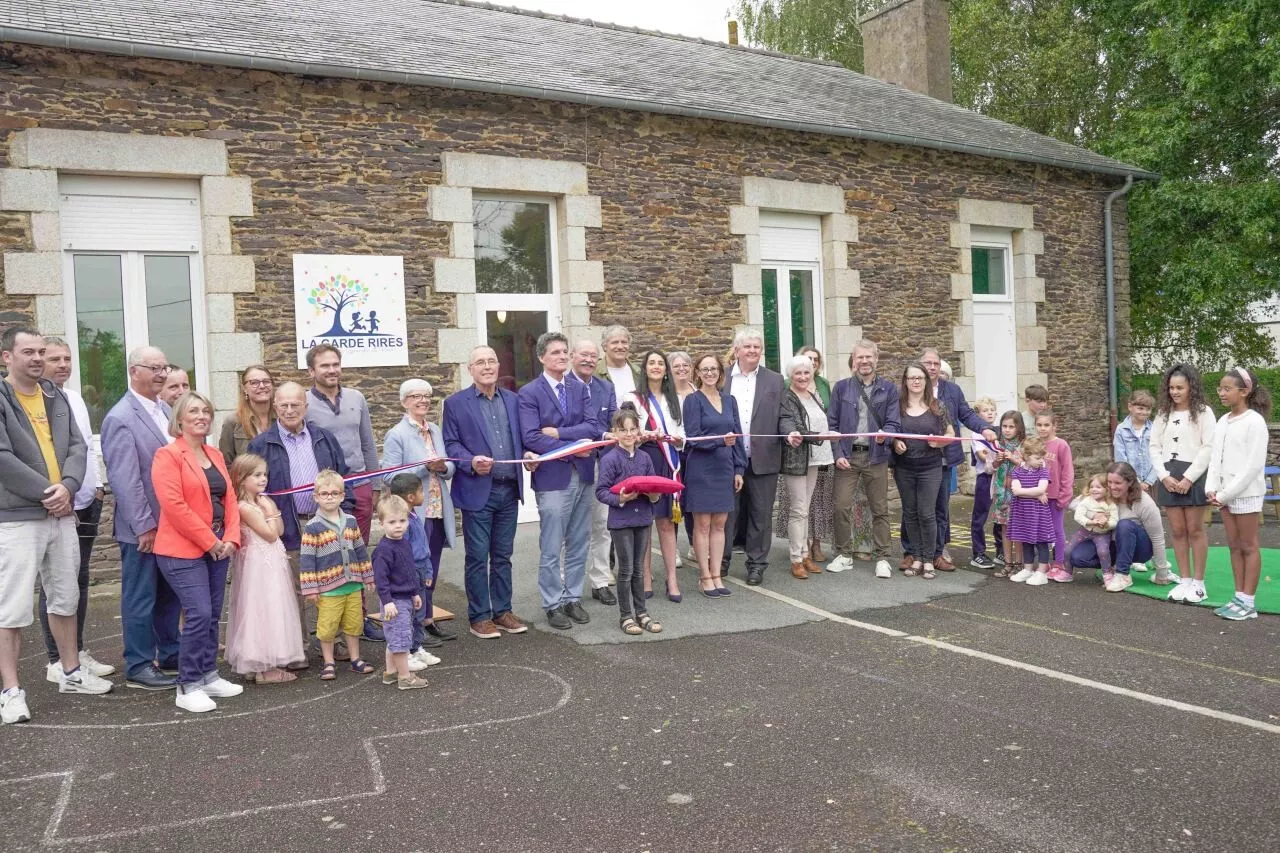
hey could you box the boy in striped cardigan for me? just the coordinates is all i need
[300,470,375,679]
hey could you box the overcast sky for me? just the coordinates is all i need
[498,0,737,42]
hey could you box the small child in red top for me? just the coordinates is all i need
[1034,411,1075,581]
[371,495,427,690]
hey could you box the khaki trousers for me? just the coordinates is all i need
[833,453,891,559]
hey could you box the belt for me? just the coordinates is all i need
[851,445,870,452]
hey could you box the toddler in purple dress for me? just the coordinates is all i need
[1007,437,1056,586]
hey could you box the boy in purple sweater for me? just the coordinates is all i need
[371,495,427,690]
[595,404,665,636]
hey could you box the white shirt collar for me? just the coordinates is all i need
[731,363,759,379]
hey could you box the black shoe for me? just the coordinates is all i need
[425,622,457,641]
[126,665,178,690]
[156,657,179,676]
[563,600,591,624]
[546,607,572,630]
[745,570,764,586]
[420,632,444,648]
[591,586,618,606]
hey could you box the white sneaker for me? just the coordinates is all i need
[1105,573,1134,593]
[1010,566,1034,583]
[1025,571,1049,586]
[176,686,217,713]
[1130,562,1150,573]
[59,667,113,695]
[1183,583,1208,604]
[202,676,244,698]
[1167,578,1190,602]
[45,661,62,684]
[1151,566,1180,585]
[874,559,893,579]
[1,688,31,724]
[826,554,854,574]
[412,648,442,667]
[407,654,428,672]
[78,650,116,677]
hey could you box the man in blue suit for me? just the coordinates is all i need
[101,346,180,690]
[908,348,998,570]
[518,332,603,629]
[442,346,534,640]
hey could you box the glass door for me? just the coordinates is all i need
[761,264,822,374]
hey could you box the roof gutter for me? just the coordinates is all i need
[1105,175,1135,426]
[0,26,1160,181]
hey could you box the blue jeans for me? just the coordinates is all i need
[461,479,518,624]
[535,470,592,611]
[156,553,230,686]
[119,542,181,677]
[1069,518,1152,574]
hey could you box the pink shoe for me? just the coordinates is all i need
[1046,565,1073,583]
[1102,570,1115,587]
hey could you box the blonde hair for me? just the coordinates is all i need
[312,469,345,495]
[1020,436,1047,460]
[230,452,268,501]
[1080,473,1112,502]
[376,493,409,521]
[973,396,997,414]
[168,391,216,437]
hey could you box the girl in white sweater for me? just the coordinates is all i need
[1207,367,1272,621]
[1149,364,1216,599]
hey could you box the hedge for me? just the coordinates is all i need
[1127,368,1280,421]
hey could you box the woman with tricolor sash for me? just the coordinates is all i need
[630,351,686,602]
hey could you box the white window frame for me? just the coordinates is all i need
[970,226,1015,304]
[760,262,825,371]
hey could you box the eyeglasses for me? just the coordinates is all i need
[404,393,431,402]
[315,490,343,498]
[137,363,171,374]
[906,376,926,382]
[697,367,720,374]
[470,358,499,367]
[245,378,273,388]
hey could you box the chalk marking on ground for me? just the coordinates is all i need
[3,664,571,847]
[731,579,1280,735]
[925,602,1280,685]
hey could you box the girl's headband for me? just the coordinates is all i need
[1232,366,1253,392]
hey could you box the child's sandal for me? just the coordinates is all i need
[620,617,643,636]
[637,614,663,634]
[992,564,1014,579]
[319,663,337,681]
[904,560,921,577]
[349,659,375,674]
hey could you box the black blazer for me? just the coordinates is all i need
[723,365,785,476]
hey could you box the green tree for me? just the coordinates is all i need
[732,0,1280,367]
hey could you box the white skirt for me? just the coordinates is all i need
[1227,495,1264,515]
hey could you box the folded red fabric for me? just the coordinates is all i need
[609,475,685,495]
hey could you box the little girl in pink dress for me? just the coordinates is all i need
[225,453,306,683]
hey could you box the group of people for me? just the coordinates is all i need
[0,321,1271,724]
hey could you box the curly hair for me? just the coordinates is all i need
[1157,363,1208,423]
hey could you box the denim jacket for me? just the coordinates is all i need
[1113,416,1155,485]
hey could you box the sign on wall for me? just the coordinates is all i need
[293,254,409,368]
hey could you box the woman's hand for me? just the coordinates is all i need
[787,430,803,447]
[1176,478,1194,494]
[893,439,907,455]
[1161,475,1179,492]
[723,433,737,446]
[427,459,448,474]
[733,474,744,493]
[383,601,398,620]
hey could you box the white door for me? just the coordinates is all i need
[760,213,825,374]
[970,228,1017,416]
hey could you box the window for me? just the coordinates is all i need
[59,176,207,430]
[472,196,560,391]
[971,246,1008,296]
[760,212,824,374]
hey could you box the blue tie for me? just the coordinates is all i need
[556,382,567,417]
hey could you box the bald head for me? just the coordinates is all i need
[468,346,501,394]
[274,381,308,432]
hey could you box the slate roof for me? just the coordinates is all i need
[0,0,1153,179]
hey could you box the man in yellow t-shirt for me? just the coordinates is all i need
[13,383,61,485]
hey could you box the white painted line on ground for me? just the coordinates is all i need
[733,579,1280,735]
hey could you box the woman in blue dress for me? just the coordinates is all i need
[682,353,746,597]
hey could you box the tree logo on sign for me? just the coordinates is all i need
[306,275,383,337]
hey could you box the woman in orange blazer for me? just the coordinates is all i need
[151,391,243,714]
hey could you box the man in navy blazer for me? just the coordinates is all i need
[518,332,602,629]
[570,338,619,606]
[442,345,533,639]
[827,340,901,578]
[911,348,998,570]
[101,346,180,690]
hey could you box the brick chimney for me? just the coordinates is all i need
[859,0,953,103]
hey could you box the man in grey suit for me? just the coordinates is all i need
[720,328,785,586]
[101,346,180,690]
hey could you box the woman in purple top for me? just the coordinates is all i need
[1007,436,1056,586]
[595,404,665,636]
[891,362,953,579]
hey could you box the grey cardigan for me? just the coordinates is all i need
[0,377,87,521]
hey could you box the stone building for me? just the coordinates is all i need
[1,0,1152,488]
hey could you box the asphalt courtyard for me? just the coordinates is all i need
[3,512,1278,852]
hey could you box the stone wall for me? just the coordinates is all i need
[0,44,1132,574]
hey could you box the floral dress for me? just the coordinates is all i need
[990,437,1022,527]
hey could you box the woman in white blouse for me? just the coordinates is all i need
[630,351,686,602]
[1148,364,1216,601]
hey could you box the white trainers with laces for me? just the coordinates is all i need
[1010,566,1034,583]
[1183,583,1208,604]
[412,648,442,667]
[176,686,217,713]
[1130,562,1150,573]
[45,661,62,684]
[202,677,244,698]
[826,554,854,574]
[1105,573,1134,593]
[78,650,116,677]
[59,667,113,695]
[1167,577,1190,602]
[1025,571,1049,586]
[874,559,893,579]
[407,653,429,672]
[1,688,31,724]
